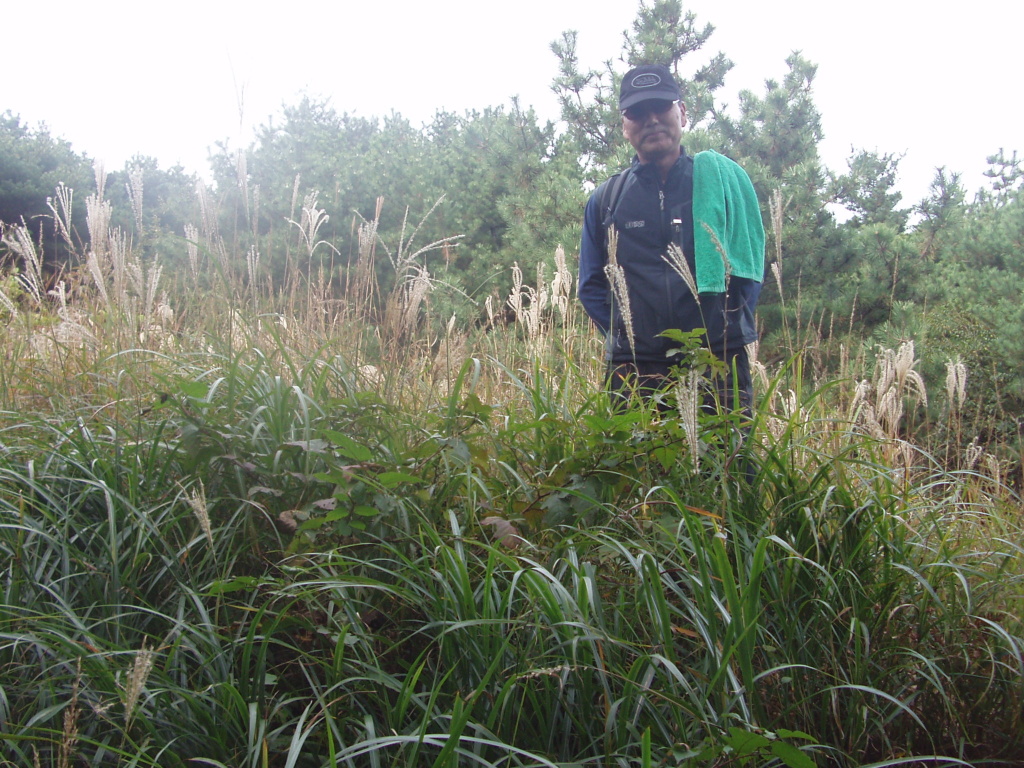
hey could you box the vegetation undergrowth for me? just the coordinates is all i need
[1,272,1021,766]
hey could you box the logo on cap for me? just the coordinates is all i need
[632,73,662,88]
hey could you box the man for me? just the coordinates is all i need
[578,63,765,413]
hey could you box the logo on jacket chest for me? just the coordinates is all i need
[623,220,646,229]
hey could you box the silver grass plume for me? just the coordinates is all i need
[86,249,110,308]
[1,222,44,307]
[93,159,106,200]
[963,438,983,471]
[123,644,155,726]
[108,230,130,306]
[290,190,338,260]
[984,453,1003,488]
[603,226,635,356]
[746,340,769,393]
[47,182,75,253]
[769,188,784,298]
[246,245,260,285]
[126,165,144,235]
[550,245,573,319]
[402,266,432,336]
[0,286,17,318]
[185,480,213,546]
[675,368,701,474]
[195,179,220,243]
[945,357,967,413]
[58,659,81,768]
[86,194,113,262]
[874,341,927,437]
[662,242,699,303]
[289,174,302,225]
[184,223,200,280]
[528,263,550,341]
[507,261,524,320]
[701,222,732,286]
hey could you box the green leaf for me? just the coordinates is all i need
[352,505,379,517]
[775,729,815,741]
[771,741,816,768]
[461,392,493,419]
[375,471,423,488]
[282,439,330,453]
[178,380,210,400]
[320,430,373,461]
[726,727,771,754]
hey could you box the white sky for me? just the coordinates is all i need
[6,0,1020,207]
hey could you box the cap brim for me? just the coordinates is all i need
[619,89,681,110]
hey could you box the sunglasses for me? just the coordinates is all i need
[621,99,678,122]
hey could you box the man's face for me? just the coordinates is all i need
[621,99,687,163]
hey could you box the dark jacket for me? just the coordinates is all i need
[578,149,762,363]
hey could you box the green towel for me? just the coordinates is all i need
[692,150,766,293]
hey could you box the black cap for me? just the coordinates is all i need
[619,64,682,110]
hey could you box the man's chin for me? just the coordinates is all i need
[638,141,678,162]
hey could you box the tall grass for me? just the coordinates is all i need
[0,175,1020,766]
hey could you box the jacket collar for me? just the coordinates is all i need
[630,146,691,183]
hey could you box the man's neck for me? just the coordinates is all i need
[640,146,681,184]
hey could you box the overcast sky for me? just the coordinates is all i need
[7,0,1020,207]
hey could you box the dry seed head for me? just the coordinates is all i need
[963,438,982,470]
[126,260,145,305]
[196,180,217,240]
[877,386,904,437]
[48,281,68,313]
[126,165,144,234]
[675,369,701,474]
[945,357,967,411]
[2,223,44,306]
[550,245,573,318]
[184,222,200,279]
[507,262,524,319]
[700,222,732,286]
[108,228,130,302]
[58,659,81,768]
[358,365,383,386]
[54,313,96,348]
[764,416,787,442]
[185,480,212,546]
[0,288,17,319]
[48,182,75,252]
[85,194,113,258]
[663,242,699,303]
[894,341,928,406]
[521,664,574,681]
[289,174,302,222]
[143,260,163,321]
[124,644,155,726]
[246,245,260,285]
[604,260,635,355]
[983,453,1002,487]
[86,250,111,308]
[92,159,107,199]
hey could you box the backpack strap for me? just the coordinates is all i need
[598,166,634,230]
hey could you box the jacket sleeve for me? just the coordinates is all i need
[578,192,611,333]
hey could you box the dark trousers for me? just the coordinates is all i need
[606,347,753,415]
